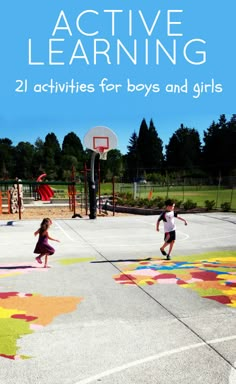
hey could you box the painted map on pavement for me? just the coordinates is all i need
[0,263,82,360]
[113,251,236,308]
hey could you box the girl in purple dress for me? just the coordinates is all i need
[34,218,60,268]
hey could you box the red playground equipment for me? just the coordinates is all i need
[36,174,54,201]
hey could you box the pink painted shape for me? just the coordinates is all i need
[132,269,160,277]
[158,278,177,284]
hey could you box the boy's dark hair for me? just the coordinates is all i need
[165,199,175,206]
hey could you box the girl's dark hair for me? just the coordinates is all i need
[39,218,51,235]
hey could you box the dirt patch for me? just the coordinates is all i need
[0,205,131,221]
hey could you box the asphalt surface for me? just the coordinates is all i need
[0,212,236,384]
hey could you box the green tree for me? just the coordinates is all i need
[14,142,35,179]
[62,132,84,158]
[43,133,62,179]
[32,138,44,178]
[165,124,202,173]
[100,149,123,181]
[137,118,149,175]
[146,119,164,172]
[202,114,236,176]
[62,132,85,179]
[0,138,14,178]
[125,131,139,181]
[136,118,164,175]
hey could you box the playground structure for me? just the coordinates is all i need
[0,174,55,215]
[36,174,54,201]
[10,180,24,213]
[0,180,24,215]
[0,190,11,214]
[0,157,118,219]
[0,177,83,220]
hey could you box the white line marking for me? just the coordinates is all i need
[178,232,190,241]
[209,335,236,344]
[229,366,236,384]
[74,342,205,384]
[55,221,74,241]
[74,334,236,384]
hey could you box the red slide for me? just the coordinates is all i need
[36,174,54,201]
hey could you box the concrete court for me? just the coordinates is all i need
[0,212,236,384]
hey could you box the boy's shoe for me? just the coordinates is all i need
[160,248,167,256]
[35,256,42,264]
[166,254,171,260]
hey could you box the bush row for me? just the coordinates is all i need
[115,193,232,212]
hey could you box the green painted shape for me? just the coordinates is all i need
[174,250,236,262]
[0,317,33,356]
[181,284,224,296]
[58,257,95,265]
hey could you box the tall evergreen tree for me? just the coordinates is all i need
[62,132,85,178]
[0,138,14,178]
[202,114,235,176]
[14,142,35,179]
[32,138,44,178]
[43,133,61,179]
[146,119,164,171]
[126,131,139,180]
[62,132,84,158]
[137,118,149,174]
[227,115,236,174]
[165,124,201,173]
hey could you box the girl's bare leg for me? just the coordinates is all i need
[44,254,49,268]
[35,254,43,264]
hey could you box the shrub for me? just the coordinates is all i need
[126,199,136,207]
[154,196,165,208]
[204,200,216,211]
[183,199,197,210]
[116,192,132,200]
[174,199,182,208]
[221,202,231,212]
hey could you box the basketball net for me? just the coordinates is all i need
[97,146,107,160]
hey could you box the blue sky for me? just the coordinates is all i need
[1,0,235,154]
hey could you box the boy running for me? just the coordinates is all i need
[156,199,187,260]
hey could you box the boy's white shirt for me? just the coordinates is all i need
[158,210,177,232]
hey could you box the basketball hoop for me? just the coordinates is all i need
[84,127,117,156]
[83,126,117,219]
[97,146,107,160]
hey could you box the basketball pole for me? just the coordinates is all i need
[84,126,118,220]
[89,151,97,219]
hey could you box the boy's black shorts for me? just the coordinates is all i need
[164,230,176,243]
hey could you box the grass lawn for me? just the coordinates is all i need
[100,183,236,210]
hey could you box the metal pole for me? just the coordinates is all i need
[16,181,22,220]
[112,176,115,216]
[98,160,101,214]
[71,166,76,217]
[216,171,221,208]
[83,163,88,216]
[89,151,97,219]
[230,187,234,209]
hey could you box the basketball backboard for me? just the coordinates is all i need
[84,126,118,158]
